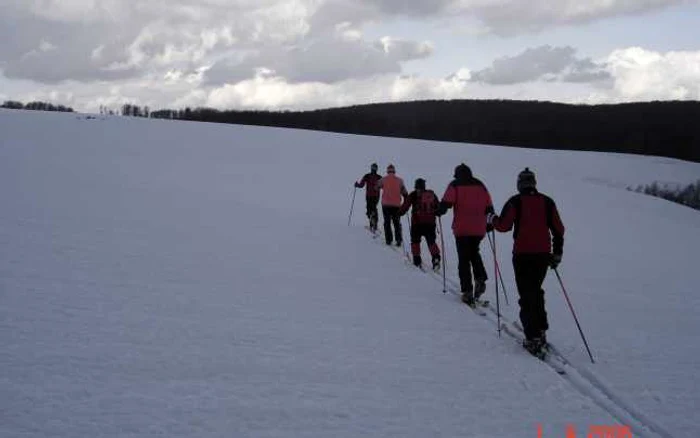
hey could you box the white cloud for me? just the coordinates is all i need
[0,0,687,87]
[9,45,700,113]
[0,0,319,83]
[606,47,700,100]
[335,22,364,41]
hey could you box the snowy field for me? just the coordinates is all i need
[1,109,699,437]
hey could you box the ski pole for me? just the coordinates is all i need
[438,217,447,293]
[553,268,595,364]
[348,186,357,226]
[488,231,501,337]
[487,230,510,306]
[491,230,508,305]
[403,215,411,261]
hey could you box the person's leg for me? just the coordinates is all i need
[425,224,440,268]
[382,206,393,244]
[455,236,473,297]
[391,207,403,245]
[410,222,422,266]
[467,236,488,298]
[513,255,542,341]
[368,197,379,231]
[529,255,551,340]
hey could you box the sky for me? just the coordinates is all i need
[1,0,699,113]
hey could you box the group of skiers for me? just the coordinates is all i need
[354,162,565,355]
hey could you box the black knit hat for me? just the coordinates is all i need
[517,167,537,192]
[454,163,472,179]
[414,178,426,190]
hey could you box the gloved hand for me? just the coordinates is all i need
[486,212,497,226]
[486,223,494,233]
[354,182,361,188]
[550,253,562,269]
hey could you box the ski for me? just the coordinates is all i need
[364,225,380,238]
[501,322,566,374]
[462,297,487,316]
[475,298,490,307]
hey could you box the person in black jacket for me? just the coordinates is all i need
[354,162,382,232]
[489,168,565,355]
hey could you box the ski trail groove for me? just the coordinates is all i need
[364,228,675,438]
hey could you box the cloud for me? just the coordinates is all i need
[470,45,609,85]
[204,71,472,110]
[204,34,432,85]
[0,0,316,84]
[320,0,685,34]
[464,0,684,34]
[606,47,700,100]
[10,45,700,113]
[0,0,686,87]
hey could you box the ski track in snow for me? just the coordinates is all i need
[367,226,674,438]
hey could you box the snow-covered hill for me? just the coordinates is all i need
[1,109,699,437]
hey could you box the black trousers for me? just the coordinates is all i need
[454,236,487,293]
[382,205,402,244]
[365,196,379,222]
[410,223,440,258]
[513,254,550,340]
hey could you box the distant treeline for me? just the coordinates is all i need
[147,100,700,163]
[1,100,74,113]
[4,98,698,162]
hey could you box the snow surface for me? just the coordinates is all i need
[1,109,699,437]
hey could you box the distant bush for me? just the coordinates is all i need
[631,180,700,210]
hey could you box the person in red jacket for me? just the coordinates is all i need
[400,178,441,270]
[355,162,382,232]
[489,167,565,355]
[377,164,408,246]
[437,163,494,306]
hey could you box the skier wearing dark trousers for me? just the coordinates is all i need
[399,178,441,270]
[489,168,565,355]
[437,163,494,306]
[355,162,382,232]
[377,164,408,246]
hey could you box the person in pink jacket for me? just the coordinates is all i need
[437,163,495,306]
[377,164,408,246]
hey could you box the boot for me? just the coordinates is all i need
[474,280,486,299]
[523,335,546,358]
[369,213,378,232]
[431,254,441,270]
[413,255,422,267]
[461,290,475,307]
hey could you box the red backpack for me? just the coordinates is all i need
[412,190,439,223]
